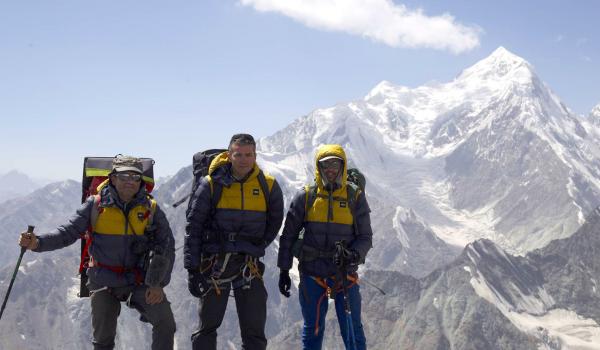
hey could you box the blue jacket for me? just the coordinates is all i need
[277,144,373,277]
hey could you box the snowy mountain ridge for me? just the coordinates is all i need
[258,46,600,253]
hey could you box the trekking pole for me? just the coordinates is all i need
[335,241,357,350]
[360,277,386,295]
[0,225,34,321]
[172,194,191,208]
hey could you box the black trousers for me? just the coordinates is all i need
[191,278,268,350]
[90,284,176,350]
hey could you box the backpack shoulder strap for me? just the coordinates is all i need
[346,183,361,236]
[303,184,318,221]
[257,170,270,212]
[146,195,158,228]
[90,195,102,231]
[208,176,223,215]
[346,183,360,210]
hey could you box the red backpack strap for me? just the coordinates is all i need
[79,195,102,273]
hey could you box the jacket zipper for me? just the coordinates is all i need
[123,203,130,266]
[325,189,333,249]
[240,182,245,210]
[327,190,333,222]
[123,203,130,234]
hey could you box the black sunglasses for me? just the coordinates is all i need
[114,173,142,182]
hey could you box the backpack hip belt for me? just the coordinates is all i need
[202,230,264,245]
[88,256,144,285]
[301,244,336,262]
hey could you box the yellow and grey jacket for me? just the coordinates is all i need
[35,183,175,288]
[278,144,373,277]
[184,152,284,270]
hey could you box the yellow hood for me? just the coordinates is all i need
[314,144,347,190]
[207,151,230,176]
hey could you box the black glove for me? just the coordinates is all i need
[333,245,360,267]
[279,269,291,298]
[187,270,206,298]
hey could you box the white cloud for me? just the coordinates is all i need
[555,34,564,42]
[582,55,592,62]
[240,0,481,54]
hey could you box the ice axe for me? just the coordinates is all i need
[0,225,34,321]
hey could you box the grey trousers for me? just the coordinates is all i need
[90,285,176,350]
[191,278,268,350]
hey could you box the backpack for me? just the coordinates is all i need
[292,167,366,260]
[172,149,227,208]
[79,156,155,297]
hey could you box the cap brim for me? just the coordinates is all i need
[113,166,143,174]
[319,155,343,162]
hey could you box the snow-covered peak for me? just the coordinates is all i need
[456,46,535,86]
[591,103,600,116]
[263,47,557,161]
[364,80,407,101]
[489,46,520,59]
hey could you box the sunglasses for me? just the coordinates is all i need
[114,173,142,182]
[319,159,342,170]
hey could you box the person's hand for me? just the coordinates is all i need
[188,271,205,298]
[18,232,39,250]
[145,286,165,305]
[333,246,360,267]
[278,269,291,298]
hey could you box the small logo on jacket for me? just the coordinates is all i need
[253,189,260,196]
[137,212,145,221]
[339,201,347,208]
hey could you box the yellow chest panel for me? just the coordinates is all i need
[306,192,354,225]
[215,179,270,212]
[94,205,151,236]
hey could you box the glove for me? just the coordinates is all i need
[279,269,291,298]
[333,246,360,267]
[187,270,206,298]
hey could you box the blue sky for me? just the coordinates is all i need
[0,0,598,181]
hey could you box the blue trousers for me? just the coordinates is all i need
[298,274,366,350]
